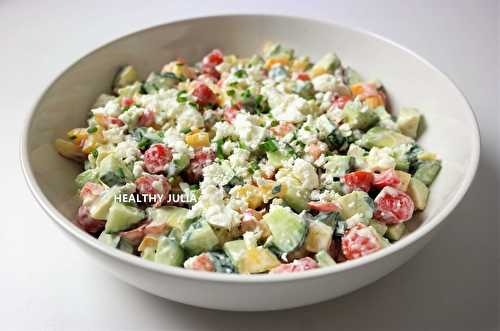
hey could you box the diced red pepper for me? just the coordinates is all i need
[342,171,374,193]
[308,201,339,212]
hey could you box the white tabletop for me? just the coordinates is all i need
[2,0,498,330]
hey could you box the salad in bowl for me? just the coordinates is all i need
[55,42,441,275]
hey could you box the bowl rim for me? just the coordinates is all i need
[20,13,481,283]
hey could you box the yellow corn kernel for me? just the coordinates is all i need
[138,235,159,252]
[365,95,384,109]
[185,132,210,148]
[67,128,88,145]
[54,138,86,162]
[82,129,105,154]
[264,55,290,69]
[234,184,264,209]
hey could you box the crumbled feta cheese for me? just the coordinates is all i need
[233,113,266,150]
[312,74,340,92]
[176,106,204,130]
[229,148,250,177]
[202,161,235,187]
[103,127,126,144]
[292,159,319,190]
[213,121,235,141]
[132,161,144,178]
[115,139,141,164]
[261,85,309,123]
[366,147,396,171]
[315,114,335,138]
[189,184,241,229]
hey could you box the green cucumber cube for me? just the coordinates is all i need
[397,108,421,138]
[263,206,307,253]
[337,191,374,220]
[223,240,247,266]
[413,160,441,186]
[180,220,219,255]
[315,250,336,267]
[154,236,185,267]
[357,127,414,149]
[105,202,145,233]
[385,223,406,241]
[407,177,429,210]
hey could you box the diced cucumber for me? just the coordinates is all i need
[369,219,388,236]
[141,246,156,261]
[343,101,379,130]
[118,81,141,98]
[390,143,413,172]
[237,247,280,274]
[98,232,121,247]
[75,169,98,189]
[154,236,184,267]
[118,239,134,254]
[338,191,374,220]
[413,160,441,186]
[315,250,336,267]
[407,177,429,210]
[397,108,421,138]
[89,186,121,220]
[98,154,127,177]
[172,154,190,175]
[168,228,183,242]
[223,239,247,266]
[143,72,179,94]
[385,223,406,241]
[323,155,353,177]
[105,202,145,233]
[294,80,315,100]
[148,207,191,233]
[394,170,412,191]
[113,65,138,93]
[357,127,414,149]
[278,176,309,212]
[267,150,290,168]
[345,67,363,86]
[311,53,341,76]
[304,221,333,253]
[180,220,219,255]
[314,211,343,228]
[347,144,368,169]
[263,206,307,253]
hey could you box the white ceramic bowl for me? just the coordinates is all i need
[21,14,480,311]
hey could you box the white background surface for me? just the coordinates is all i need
[1,0,498,330]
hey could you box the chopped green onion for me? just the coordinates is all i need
[215,140,225,159]
[180,128,191,134]
[234,69,247,78]
[91,149,98,158]
[259,138,278,152]
[87,127,98,134]
[227,90,236,97]
[176,90,188,103]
